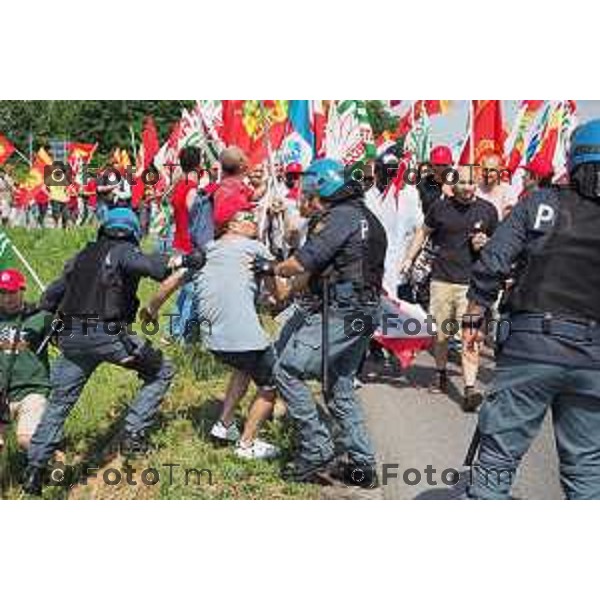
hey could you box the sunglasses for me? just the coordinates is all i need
[235,211,256,223]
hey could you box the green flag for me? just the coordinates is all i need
[0,230,14,270]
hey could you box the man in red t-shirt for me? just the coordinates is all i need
[169,147,202,341]
[33,186,50,228]
[171,147,201,255]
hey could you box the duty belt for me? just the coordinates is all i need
[510,313,600,343]
[330,282,379,305]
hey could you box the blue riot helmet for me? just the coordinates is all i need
[100,207,142,242]
[569,119,600,173]
[302,158,347,199]
[569,119,600,199]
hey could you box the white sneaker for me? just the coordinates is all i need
[210,420,241,443]
[235,439,280,460]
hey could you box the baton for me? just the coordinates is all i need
[463,427,481,467]
[321,274,331,403]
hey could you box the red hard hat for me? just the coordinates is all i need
[285,162,303,175]
[0,269,26,292]
[429,145,453,166]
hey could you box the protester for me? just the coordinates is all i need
[0,171,14,227]
[33,187,50,228]
[199,198,282,459]
[49,180,69,228]
[400,165,498,410]
[81,177,97,224]
[417,145,453,214]
[143,193,282,459]
[66,182,79,227]
[0,269,52,453]
[169,147,202,341]
[477,152,518,220]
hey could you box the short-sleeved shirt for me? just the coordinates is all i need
[425,196,498,284]
[84,179,97,208]
[194,236,273,351]
[49,184,67,203]
[171,179,196,254]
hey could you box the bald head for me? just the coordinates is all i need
[480,153,504,187]
[220,146,248,176]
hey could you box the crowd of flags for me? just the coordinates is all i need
[0,100,580,195]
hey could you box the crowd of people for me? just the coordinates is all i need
[2,118,600,500]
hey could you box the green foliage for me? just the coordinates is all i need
[0,100,196,160]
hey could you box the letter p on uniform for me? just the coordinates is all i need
[534,204,555,230]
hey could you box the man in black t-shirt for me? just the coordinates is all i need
[400,166,498,410]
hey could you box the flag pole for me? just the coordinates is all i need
[470,100,475,166]
[7,239,45,292]
[12,147,32,167]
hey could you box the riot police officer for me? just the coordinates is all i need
[23,207,204,495]
[273,158,387,487]
[464,119,600,499]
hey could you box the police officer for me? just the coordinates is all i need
[273,158,387,487]
[23,207,204,495]
[464,119,600,499]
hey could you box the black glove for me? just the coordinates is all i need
[253,256,276,276]
[181,250,206,272]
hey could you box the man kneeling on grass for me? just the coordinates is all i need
[142,193,283,460]
[0,269,52,454]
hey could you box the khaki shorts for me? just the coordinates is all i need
[10,393,47,439]
[429,280,469,341]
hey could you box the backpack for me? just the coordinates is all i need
[188,189,214,251]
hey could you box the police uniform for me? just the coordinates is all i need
[466,181,600,499]
[274,191,387,479]
[27,215,178,475]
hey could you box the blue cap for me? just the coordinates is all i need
[569,119,600,172]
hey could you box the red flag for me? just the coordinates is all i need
[67,142,97,179]
[460,100,506,165]
[141,116,160,170]
[394,101,451,139]
[0,134,15,165]
[23,158,47,195]
[221,101,289,165]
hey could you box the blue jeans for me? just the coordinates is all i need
[468,358,600,499]
[28,324,174,467]
[274,303,377,467]
[170,281,198,342]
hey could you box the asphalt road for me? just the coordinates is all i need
[358,349,564,500]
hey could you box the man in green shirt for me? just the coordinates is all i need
[0,269,51,452]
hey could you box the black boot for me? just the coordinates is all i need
[337,462,379,489]
[22,466,45,496]
[463,386,483,412]
[281,457,337,484]
[119,431,152,459]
